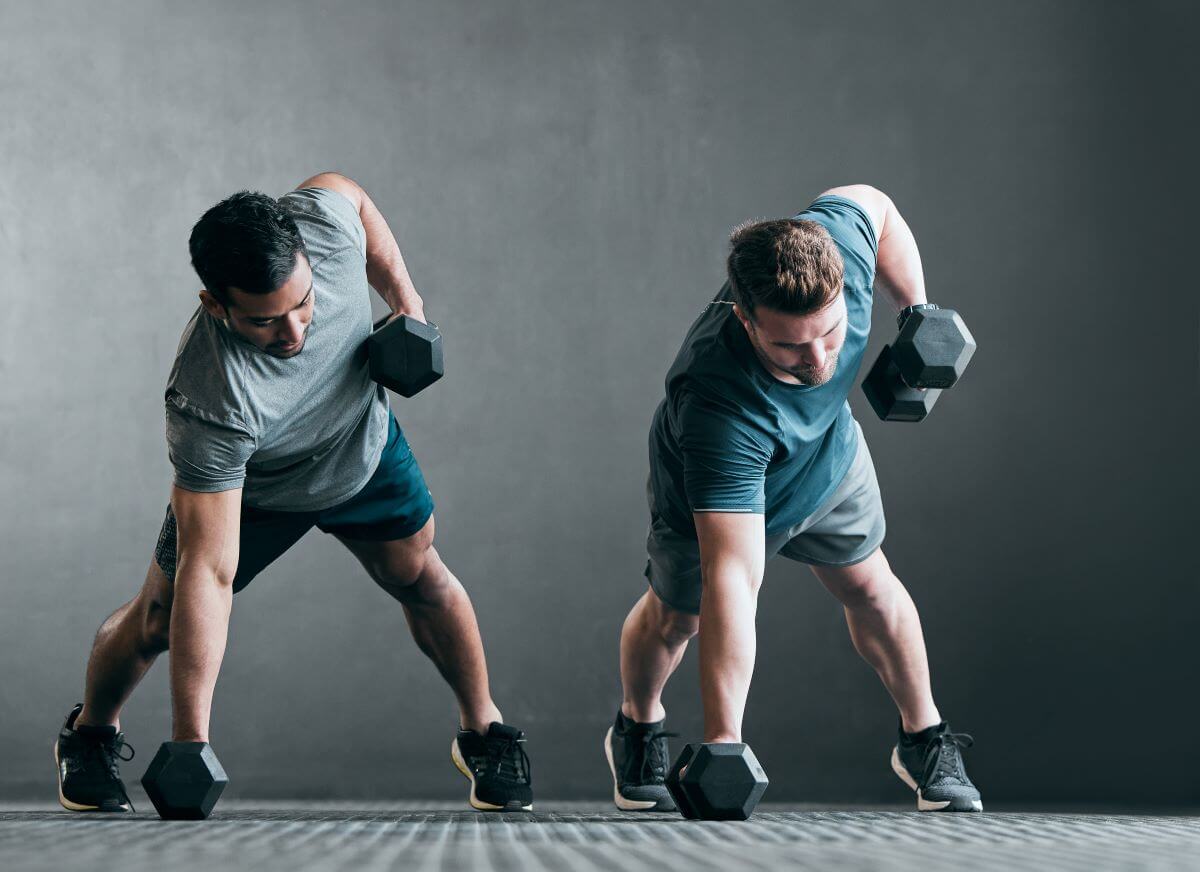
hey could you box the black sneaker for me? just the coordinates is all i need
[54,704,135,812]
[451,722,533,811]
[604,709,676,812]
[891,721,982,812]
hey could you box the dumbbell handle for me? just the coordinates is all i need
[862,344,941,422]
[897,301,939,331]
[894,305,975,390]
[373,313,440,333]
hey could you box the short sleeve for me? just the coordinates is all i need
[165,394,256,494]
[796,195,878,290]
[280,186,367,259]
[677,391,772,514]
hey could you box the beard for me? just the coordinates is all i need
[783,350,839,386]
[744,325,841,386]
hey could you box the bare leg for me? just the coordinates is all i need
[619,588,699,723]
[76,561,173,729]
[811,549,941,733]
[337,516,502,733]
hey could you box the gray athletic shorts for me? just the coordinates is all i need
[645,420,886,615]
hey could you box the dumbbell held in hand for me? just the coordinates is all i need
[862,305,976,422]
[368,314,444,398]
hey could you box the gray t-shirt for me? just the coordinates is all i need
[164,187,390,511]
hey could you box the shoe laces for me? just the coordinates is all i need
[620,726,678,784]
[81,733,136,810]
[83,734,136,774]
[921,730,973,785]
[480,732,531,785]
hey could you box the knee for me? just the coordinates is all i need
[375,544,448,604]
[367,518,433,586]
[654,601,699,647]
[835,572,896,611]
[376,550,428,588]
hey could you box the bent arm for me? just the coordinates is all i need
[296,171,425,322]
[168,485,242,742]
[693,510,767,743]
[821,184,927,313]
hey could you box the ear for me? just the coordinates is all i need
[731,303,754,332]
[199,290,228,320]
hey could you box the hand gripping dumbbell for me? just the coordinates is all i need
[368,314,444,398]
[861,304,976,422]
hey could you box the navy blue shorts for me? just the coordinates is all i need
[154,414,434,593]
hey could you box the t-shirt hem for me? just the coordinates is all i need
[762,424,860,537]
[240,405,390,513]
[172,478,246,494]
[242,473,373,513]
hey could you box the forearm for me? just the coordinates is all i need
[874,196,928,313]
[360,191,425,319]
[298,172,425,319]
[168,559,233,743]
[697,559,761,744]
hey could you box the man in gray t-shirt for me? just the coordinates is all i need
[164,184,390,510]
[53,174,533,815]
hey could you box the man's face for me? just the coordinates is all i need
[734,294,847,386]
[200,254,315,358]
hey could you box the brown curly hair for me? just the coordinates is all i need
[726,218,844,317]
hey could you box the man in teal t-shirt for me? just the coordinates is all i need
[603,186,982,814]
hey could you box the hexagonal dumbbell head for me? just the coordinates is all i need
[141,741,228,820]
[665,744,700,819]
[892,308,976,390]
[862,345,941,422]
[676,743,769,821]
[368,315,444,398]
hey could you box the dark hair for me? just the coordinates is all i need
[188,191,308,305]
[726,218,844,317]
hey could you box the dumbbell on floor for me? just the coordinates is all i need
[665,743,769,821]
[368,314,444,398]
[141,741,228,820]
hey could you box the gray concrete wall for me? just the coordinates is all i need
[2,0,1196,803]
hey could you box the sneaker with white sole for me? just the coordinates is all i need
[451,722,533,811]
[891,720,982,812]
[604,709,676,812]
[54,704,135,812]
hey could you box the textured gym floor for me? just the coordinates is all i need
[3,800,1200,872]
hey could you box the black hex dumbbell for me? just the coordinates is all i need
[141,741,228,820]
[368,314,444,398]
[665,743,769,821]
[862,305,976,422]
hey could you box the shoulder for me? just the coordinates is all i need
[279,187,366,262]
[673,379,776,457]
[795,194,878,280]
[166,310,253,432]
[667,301,774,435]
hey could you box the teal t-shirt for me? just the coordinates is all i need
[648,195,878,537]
